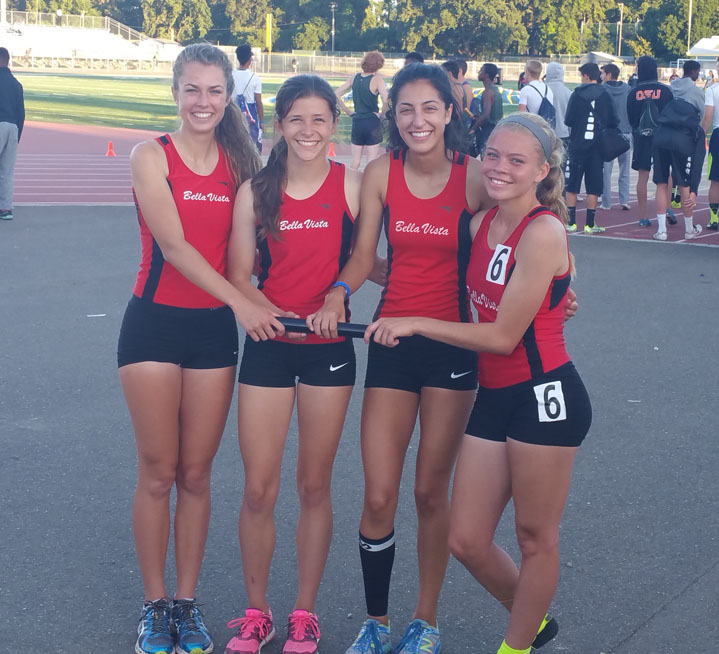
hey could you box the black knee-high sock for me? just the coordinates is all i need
[586,208,597,228]
[568,206,576,226]
[359,530,395,617]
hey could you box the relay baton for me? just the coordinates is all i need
[278,317,369,338]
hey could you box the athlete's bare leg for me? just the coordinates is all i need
[236,384,296,612]
[412,387,474,625]
[351,144,365,170]
[637,169,650,220]
[293,383,353,611]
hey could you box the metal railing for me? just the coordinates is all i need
[3,10,146,43]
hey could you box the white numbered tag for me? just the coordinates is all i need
[486,245,512,285]
[533,381,567,422]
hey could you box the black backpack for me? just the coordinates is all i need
[653,98,702,155]
[637,98,659,137]
[528,83,556,128]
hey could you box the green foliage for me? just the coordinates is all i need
[292,16,329,49]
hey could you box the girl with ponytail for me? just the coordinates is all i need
[120,43,281,654]
[223,74,378,654]
[365,112,589,654]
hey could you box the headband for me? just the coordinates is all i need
[498,114,552,161]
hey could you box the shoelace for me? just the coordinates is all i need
[288,613,320,641]
[174,601,202,632]
[227,614,271,639]
[395,622,430,654]
[355,620,384,654]
[144,600,171,634]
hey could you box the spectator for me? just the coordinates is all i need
[441,60,469,117]
[652,60,705,240]
[470,63,503,156]
[518,60,553,117]
[517,71,527,90]
[232,44,264,153]
[702,57,719,230]
[564,62,618,234]
[600,63,631,211]
[626,56,673,227]
[455,59,475,116]
[545,62,571,144]
[0,47,24,221]
[404,51,424,67]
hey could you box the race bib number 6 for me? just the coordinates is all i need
[533,381,567,422]
[486,245,512,285]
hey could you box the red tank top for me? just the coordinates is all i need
[375,150,473,322]
[257,160,355,345]
[468,205,571,388]
[132,134,236,308]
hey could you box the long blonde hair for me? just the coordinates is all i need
[172,43,261,184]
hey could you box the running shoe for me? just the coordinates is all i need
[172,599,214,654]
[0,210,12,220]
[666,209,678,225]
[621,204,631,210]
[136,599,175,654]
[653,231,668,241]
[598,205,611,210]
[565,223,577,233]
[395,619,440,654]
[707,211,718,230]
[684,225,702,239]
[344,618,392,654]
[531,616,559,649]
[583,225,605,234]
[225,608,275,654]
[283,610,320,654]
[638,218,651,227]
[670,199,682,209]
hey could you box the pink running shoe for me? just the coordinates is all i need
[225,608,275,654]
[282,610,320,654]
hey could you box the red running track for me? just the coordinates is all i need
[14,122,719,246]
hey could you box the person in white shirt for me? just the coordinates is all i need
[518,60,553,115]
[232,44,264,154]
[702,59,719,230]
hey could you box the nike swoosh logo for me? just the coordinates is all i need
[450,370,473,379]
[330,362,350,372]
[319,203,331,209]
[440,205,452,212]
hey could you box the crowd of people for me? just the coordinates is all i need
[119,42,588,654]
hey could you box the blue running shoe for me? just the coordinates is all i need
[344,618,392,654]
[394,619,440,654]
[136,599,175,654]
[638,218,651,227]
[666,208,678,225]
[172,599,214,654]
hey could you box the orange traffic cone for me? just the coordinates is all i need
[328,142,336,157]
[105,141,116,157]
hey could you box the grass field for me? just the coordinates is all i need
[16,71,524,139]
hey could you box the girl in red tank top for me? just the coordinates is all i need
[224,75,376,654]
[366,113,590,654]
[119,44,281,654]
[334,64,493,654]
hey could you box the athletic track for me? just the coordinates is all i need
[15,121,719,246]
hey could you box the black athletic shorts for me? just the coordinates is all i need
[351,114,382,146]
[365,335,477,393]
[709,130,719,181]
[117,295,238,369]
[631,133,654,172]
[465,361,592,447]
[652,148,691,187]
[565,147,603,196]
[238,336,356,387]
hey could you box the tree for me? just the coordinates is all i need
[292,16,329,49]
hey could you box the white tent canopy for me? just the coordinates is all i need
[689,36,719,56]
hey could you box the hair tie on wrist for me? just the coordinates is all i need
[332,281,350,298]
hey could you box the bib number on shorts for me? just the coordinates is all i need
[533,381,566,422]
[486,245,512,285]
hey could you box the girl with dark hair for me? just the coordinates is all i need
[336,63,491,654]
[365,113,590,654]
[223,74,369,654]
[119,43,283,654]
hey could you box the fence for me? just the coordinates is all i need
[4,10,146,42]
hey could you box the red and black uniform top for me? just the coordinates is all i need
[132,134,236,309]
[375,149,473,322]
[467,205,571,388]
[256,160,355,344]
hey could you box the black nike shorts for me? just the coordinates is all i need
[238,336,356,387]
[364,334,477,393]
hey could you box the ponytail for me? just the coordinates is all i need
[217,102,261,184]
[252,138,288,239]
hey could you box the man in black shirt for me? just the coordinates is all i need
[0,47,24,220]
